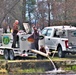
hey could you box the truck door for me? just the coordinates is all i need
[50,29,60,49]
[42,28,53,49]
[46,29,60,49]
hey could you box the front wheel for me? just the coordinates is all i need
[9,50,14,60]
[37,54,46,59]
[37,54,42,59]
[58,46,65,58]
[4,50,9,60]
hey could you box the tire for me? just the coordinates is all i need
[58,46,65,58]
[37,54,45,59]
[37,54,42,59]
[4,50,9,60]
[9,50,14,60]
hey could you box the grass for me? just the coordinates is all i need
[65,65,76,71]
[17,68,45,73]
[0,55,4,60]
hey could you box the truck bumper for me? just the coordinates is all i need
[66,47,76,53]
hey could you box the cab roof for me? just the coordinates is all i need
[45,26,76,30]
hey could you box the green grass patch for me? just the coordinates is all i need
[18,68,45,73]
[64,65,76,71]
[0,55,4,60]
[72,65,76,70]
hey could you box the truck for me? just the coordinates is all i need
[41,25,76,58]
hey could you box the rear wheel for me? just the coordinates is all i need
[37,54,41,59]
[4,50,9,60]
[9,50,14,60]
[58,46,65,58]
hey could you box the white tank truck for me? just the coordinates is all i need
[0,23,49,60]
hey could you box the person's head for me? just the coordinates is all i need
[34,28,38,33]
[33,25,35,29]
[14,20,19,25]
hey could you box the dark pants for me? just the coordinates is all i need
[34,40,39,50]
[12,34,19,48]
[31,40,39,50]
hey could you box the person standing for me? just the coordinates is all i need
[29,27,39,50]
[12,20,19,48]
[33,28,39,50]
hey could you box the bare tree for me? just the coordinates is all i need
[22,0,26,23]
[0,0,23,28]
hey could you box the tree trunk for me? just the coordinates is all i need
[22,0,26,23]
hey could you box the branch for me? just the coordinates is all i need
[0,0,20,26]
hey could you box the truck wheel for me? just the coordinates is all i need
[37,54,42,59]
[4,50,9,60]
[58,46,65,58]
[9,50,14,60]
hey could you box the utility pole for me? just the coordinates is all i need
[64,0,67,25]
[47,0,51,26]
[22,0,26,23]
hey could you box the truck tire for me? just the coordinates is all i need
[37,54,41,59]
[9,50,14,60]
[37,54,43,59]
[4,50,9,60]
[58,46,65,58]
[37,54,45,59]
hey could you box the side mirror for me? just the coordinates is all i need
[39,35,44,40]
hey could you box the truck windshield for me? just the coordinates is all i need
[42,28,52,36]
